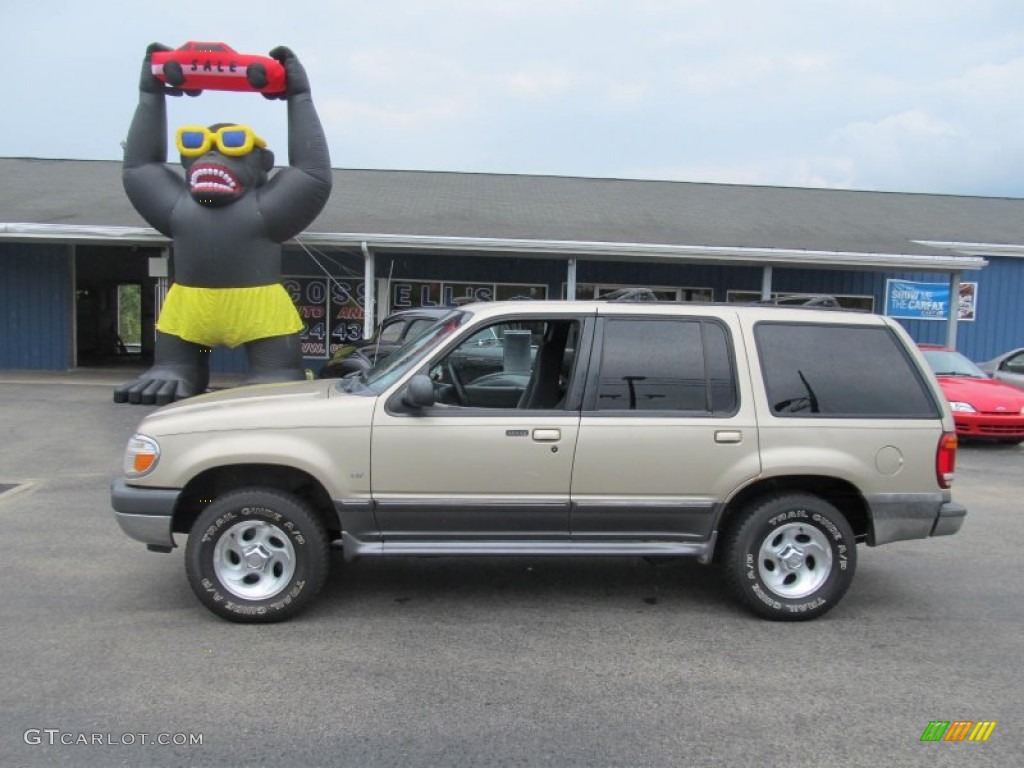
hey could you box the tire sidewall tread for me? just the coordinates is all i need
[184,487,329,623]
[723,493,857,621]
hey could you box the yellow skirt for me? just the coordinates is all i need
[156,284,303,348]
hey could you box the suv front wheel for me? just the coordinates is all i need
[723,493,856,621]
[184,488,330,623]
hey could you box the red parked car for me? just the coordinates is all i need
[151,42,286,96]
[919,345,1024,443]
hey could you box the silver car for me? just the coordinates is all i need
[978,347,1024,391]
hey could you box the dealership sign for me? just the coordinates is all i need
[884,280,977,321]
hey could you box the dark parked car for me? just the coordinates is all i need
[319,308,450,378]
[978,347,1024,391]
[920,345,1024,443]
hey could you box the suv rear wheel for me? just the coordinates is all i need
[723,493,856,621]
[184,488,330,623]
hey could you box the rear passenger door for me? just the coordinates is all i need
[570,312,760,541]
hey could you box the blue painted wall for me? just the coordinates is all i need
[579,258,1021,362]
[1,242,1020,372]
[0,243,71,370]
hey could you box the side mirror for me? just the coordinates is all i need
[402,374,436,409]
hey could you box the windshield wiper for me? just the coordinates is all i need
[797,370,820,413]
[774,370,821,414]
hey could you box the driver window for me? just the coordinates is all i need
[429,319,580,409]
[377,321,405,343]
[1004,352,1024,374]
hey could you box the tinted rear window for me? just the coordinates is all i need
[755,323,939,418]
[593,318,737,414]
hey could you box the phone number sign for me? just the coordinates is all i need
[283,277,367,358]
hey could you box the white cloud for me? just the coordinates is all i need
[321,97,472,130]
[499,67,577,99]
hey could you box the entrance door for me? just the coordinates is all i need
[74,246,157,366]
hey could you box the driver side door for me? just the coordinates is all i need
[370,315,590,543]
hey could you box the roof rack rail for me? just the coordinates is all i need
[758,294,844,309]
[597,288,661,302]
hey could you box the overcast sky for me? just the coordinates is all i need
[7,0,1024,197]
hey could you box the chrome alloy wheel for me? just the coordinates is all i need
[757,522,833,599]
[212,520,297,600]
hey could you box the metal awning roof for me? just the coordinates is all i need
[0,222,990,272]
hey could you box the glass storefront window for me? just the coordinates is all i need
[563,283,714,302]
[726,290,875,312]
[391,280,548,309]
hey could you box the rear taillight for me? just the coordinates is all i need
[936,432,958,489]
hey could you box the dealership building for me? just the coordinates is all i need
[2,156,1024,374]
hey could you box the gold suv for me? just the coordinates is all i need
[113,299,966,622]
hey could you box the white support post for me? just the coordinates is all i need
[946,271,961,350]
[567,258,577,300]
[761,265,773,301]
[362,242,376,340]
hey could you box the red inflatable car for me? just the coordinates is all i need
[151,42,286,96]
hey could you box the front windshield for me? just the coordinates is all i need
[922,349,986,378]
[347,311,470,393]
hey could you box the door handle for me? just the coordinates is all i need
[532,428,561,442]
[715,430,743,444]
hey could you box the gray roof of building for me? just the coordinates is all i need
[2,157,1021,269]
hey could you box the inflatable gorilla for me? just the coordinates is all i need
[115,43,332,405]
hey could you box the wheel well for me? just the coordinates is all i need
[173,464,339,539]
[714,475,870,560]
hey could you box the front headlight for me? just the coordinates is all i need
[949,401,977,413]
[124,434,160,477]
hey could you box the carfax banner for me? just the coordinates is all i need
[884,279,977,321]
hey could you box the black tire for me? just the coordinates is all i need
[246,62,268,89]
[185,488,330,623]
[163,60,184,87]
[722,493,856,621]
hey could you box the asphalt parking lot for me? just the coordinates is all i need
[0,373,1021,767]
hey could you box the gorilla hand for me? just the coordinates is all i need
[265,46,311,100]
[140,42,183,97]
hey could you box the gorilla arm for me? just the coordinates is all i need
[259,47,333,242]
[122,43,186,237]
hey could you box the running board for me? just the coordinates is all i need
[340,532,715,564]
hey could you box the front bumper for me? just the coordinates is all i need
[952,412,1024,439]
[110,477,180,551]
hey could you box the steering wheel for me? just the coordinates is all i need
[446,360,469,405]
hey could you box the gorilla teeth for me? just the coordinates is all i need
[190,166,239,192]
